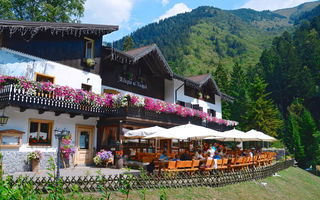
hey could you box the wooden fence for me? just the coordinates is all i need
[8,160,293,193]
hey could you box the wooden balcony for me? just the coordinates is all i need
[0,85,106,117]
[0,84,234,130]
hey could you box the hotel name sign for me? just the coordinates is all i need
[119,76,148,89]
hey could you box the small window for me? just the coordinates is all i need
[84,37,95,59]
[0,129,24,148]
[207,109,216,117]
[176,101,185,107]
[103,89,120,95]
[81,83,92,92]
[28,119,53,146]
[35,73,55,83]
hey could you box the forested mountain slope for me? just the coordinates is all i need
[112,2,320,76]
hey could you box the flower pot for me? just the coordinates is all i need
[32,159,40,172]
[116,157,123,169]
[105,157,113,167]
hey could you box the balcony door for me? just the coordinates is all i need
[75,125,95,165]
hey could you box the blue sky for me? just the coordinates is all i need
[82,0,317,42]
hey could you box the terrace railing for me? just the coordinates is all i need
[7,160,294,193]
[105,105,203,125]
[0,84,106,117]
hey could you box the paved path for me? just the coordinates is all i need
[6,167,140,179]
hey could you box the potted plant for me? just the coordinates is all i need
[115,150,124,169]
[93,149,113,167]
[27,150,43,172]
[60,135,76,168]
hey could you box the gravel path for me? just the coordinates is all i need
[5,166,140,179]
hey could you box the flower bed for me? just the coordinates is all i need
[0,75,238,126]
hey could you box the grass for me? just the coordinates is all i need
[101,167,320,200]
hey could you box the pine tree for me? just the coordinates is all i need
[300,109,320,169]
[213,62,230,119]
[228,63,248,129]
[287,113,306,168]
[243,76,282,137]
[123,36,134,51]
[214,62,229,93]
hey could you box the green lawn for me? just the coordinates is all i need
[105,167,320,200]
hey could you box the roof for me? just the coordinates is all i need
[125,44,154,57]
[175,73,235,103]
[104,44,173,78]
[0,20,118,38]
[186,74,210,83]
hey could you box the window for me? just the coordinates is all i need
[35,73,55,83]
[81,83,92,92]
[176,101,185,107]
[84,37,95,59]
[207,109,216,117]
[0,129,24,148]
[28,119,53,146]
[103,89,120,95]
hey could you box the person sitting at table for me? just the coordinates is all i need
[146,159,155,174]
[159,151,168,161]
[173,154,180,161]
[213,151,221,173]
[207,144,216,158]
[180,150,192,160]
[195,150,204,160]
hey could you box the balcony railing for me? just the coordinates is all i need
[105,106,203,126]
[0,84,234,130]
[0,85,106,116]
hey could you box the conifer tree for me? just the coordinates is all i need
[243,76,282,137]
[214,62,230,119]
[287,113,306,168]
[123,36,135,51]
[228,63,248,129]
[300,109,320,169]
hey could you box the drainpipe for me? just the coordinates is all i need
[175,82,184,104]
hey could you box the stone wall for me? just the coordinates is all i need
[1,151,74,174]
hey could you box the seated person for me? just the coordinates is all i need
[173,154,180,161]
[195,150,204,160]
[159,151,168,161]
[180,150,192,161]
[214,151,222,160]
[146,159,155,174]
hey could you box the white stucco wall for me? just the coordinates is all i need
[0,48,101,94]
[0,106,98,153]
[167,79,222,119]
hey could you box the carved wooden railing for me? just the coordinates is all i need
[0,84,234,129]
[0,85,106,116]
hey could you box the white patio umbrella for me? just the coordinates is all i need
[204,128,257,142]
[124,126,166,139]
[145,123,226,140]
[246,129,277,142]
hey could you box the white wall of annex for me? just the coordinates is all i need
[0,48,101,94]
[172,79,222,119]
[0,106,98,153]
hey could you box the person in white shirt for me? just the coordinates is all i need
[207,144,216,158]
[195,150,204,160]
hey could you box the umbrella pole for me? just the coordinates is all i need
[201,139,203,151]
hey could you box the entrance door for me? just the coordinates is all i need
[75,125,95,165]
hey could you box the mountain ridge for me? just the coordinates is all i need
[111,1,320,76]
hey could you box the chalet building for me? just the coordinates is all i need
[0,20,237,173]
